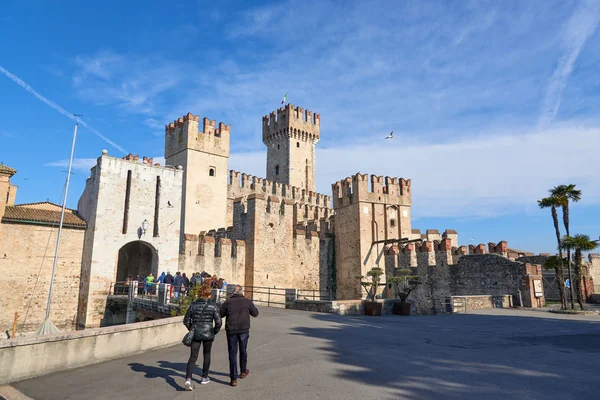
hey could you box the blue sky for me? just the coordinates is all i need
[1,0,599,253]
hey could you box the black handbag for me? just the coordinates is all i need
[182,301,210,347]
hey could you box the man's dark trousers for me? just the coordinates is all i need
[227,332,249,380]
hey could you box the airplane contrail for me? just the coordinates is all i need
[0,64,126,154]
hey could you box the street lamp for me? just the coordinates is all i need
[141,219,149,235]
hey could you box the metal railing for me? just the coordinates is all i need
[241,286,288,307]
[108,282,333,309]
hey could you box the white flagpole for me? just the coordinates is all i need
[44,115,81,322]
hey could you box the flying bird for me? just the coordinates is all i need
[384,131,394,139]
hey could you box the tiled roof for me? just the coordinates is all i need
[0,164,16,177]
[2,206,86,228]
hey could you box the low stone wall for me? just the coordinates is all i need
[287,299,399,315]
[0,316,187,385]
[589,294,600,304]
[448,295,512,314]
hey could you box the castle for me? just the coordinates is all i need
[1,104,599,334]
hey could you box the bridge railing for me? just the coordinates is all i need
[108,281,334,309]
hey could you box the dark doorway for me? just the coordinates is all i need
[116,241,158,282]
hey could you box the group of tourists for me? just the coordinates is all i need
[124,271,228,301]
[183,283,259,391]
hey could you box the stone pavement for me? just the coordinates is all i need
[6,307,600,400]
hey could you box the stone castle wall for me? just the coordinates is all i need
[385,240,541,314]
[226,170,332,227]
[230,193,334,300]
[263,104,320,192]
[178,234,246,284]
[77,153,183,329]
[0,223,84,336]
[332,172,415,300]
[165,112,231,236]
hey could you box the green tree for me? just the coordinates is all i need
[356,267,384,302]
[388,269,421,305]
[561,234,599,311]
[549,184,581,309]
[538,196,567,309]
[170,285,202,316]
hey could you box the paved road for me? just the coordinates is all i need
[8,307,600,400]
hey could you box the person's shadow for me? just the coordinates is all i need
[128,361,230,390]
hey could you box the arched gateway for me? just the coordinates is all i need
[116,241,158,282]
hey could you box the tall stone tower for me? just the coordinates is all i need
[165,113,230,236]
[332,173,412,300]
[263,104,320,193]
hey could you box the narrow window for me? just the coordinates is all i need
[390,219,396,227]
[209,168,215,177]
[296,142,300,148]
[275,165,280,175]
[153,176,160,237]
[277,144,280,150]
[122,170,132,234]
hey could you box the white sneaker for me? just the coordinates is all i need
[200,377,210,385]
[185,380,193,391]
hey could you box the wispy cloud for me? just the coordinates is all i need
[46,156,166,172]
[230,123,600,218]
[538,0,600,127]
[0,64,126,153]
[45,158,99,171]
[71,51,182,115]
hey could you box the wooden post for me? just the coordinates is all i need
[12,312,18,338]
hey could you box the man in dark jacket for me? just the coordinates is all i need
[173,272,184,300]
[220,285,259,387]
[164,271,174,285]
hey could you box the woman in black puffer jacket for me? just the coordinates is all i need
[183,284,222,390]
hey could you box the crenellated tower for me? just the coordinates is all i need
[332,172,413,300]
[263,104,320,193]
[165,112,231,239]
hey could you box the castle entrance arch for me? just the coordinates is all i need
[116,241,158,282]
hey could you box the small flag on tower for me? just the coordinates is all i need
[281,93,288,105]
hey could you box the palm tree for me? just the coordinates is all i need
[537,196,567,309]
[542,256,567,307]
[550,184,581,309]
[561,234,599,311]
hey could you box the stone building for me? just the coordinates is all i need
[0,164,85,334]
[2,103,600,335]
[75,152,183,329]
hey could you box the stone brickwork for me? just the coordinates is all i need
[76,152,183,329]
[332,172,415,300]
[165,112,230,236]
[226,170,332,227]
[231,193,334,300]
[447,295,512,314]
[588,254,600,293]
[178,233,246,284]
[286,299,399,315]
[263,104,320,193]
[385,242,544,314]
[0,222,84,336]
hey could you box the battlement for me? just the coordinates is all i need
[262,104,320,144]
[228,170,332,210]
[232,192,334,238]
[165,112,231,159]
[181,231,245,259]
[331,172,411,208]
[97,151,183,172]
[390,239,511,269]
